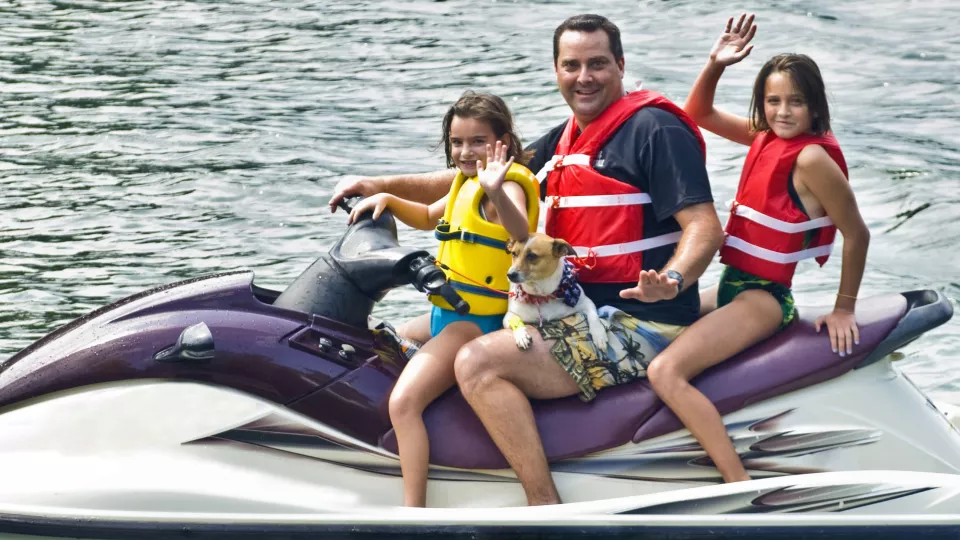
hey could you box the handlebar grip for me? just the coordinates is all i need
[439,284,470,315]
[407,256,470,315]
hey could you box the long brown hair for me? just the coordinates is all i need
[438,90,532,168]
[749,53,831,135]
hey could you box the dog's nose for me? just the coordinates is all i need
[507,270,524,283]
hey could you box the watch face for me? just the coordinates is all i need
[666,270,683,290]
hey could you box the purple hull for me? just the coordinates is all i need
[0,265,939,469]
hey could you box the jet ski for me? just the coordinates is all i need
[0,197,958,539]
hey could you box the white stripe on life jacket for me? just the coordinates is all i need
[724,235,834,264]
[729,201,834,233]
[547,193,652,208]
[570,231,682,259]
[535,153,592,181]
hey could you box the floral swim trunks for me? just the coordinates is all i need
[535,306,686,402]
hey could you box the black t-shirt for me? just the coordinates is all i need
[526,107,713,326]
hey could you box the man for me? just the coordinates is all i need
[330,14,723,505]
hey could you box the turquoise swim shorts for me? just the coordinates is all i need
[430,306,503,337]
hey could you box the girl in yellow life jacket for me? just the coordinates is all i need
[348,91,539,507]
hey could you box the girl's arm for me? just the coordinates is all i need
[487,182,530,242]
[477,142,530,242]
[796,145,871,356]
[683,13,758,147]
[329,169,457,213]
[348,193,449,231]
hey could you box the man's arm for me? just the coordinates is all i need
[328,169,457,213]
[619,111,724,303]
[619,202,723,301]
[663,202,725,290]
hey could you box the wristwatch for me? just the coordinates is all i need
[665,270,684,294]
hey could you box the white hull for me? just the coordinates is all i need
[3,354,960,532]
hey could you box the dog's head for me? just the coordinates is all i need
[506,233,576,284]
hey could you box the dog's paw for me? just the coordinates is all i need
[589,323,608,356]
[513,327,532,350]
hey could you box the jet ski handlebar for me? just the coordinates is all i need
[406,256,469,315]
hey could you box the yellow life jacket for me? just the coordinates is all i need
[429,163,540,316]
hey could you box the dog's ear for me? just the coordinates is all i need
[506,238,517,253]
[552,239,577,258]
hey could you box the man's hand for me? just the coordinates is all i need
[619,269,680,302]
[329,176,384,213]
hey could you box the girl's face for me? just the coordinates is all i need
[449,115,506,177]
[763,71,813,139]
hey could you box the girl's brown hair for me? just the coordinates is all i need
[439,90,533,168]
[749,53,831,135]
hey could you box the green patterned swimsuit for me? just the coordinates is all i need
[716,266,797,328]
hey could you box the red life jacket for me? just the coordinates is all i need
[540,90,706,283]
[719,131,848,288]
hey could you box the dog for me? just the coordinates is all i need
[504,233,607,353]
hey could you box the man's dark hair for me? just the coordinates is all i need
[552,14,623,66]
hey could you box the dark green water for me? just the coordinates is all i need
[1,1,957,398]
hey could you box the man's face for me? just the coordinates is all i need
[555,30,625,129]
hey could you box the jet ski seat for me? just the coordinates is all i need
[380,293,908,469]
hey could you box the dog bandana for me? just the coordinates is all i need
[512,260,582,307]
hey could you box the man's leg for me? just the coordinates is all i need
[454,328,580,506]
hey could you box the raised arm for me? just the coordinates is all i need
[328,169,457,213]
[683,13,758,147]
[476,142,531,242]
[797,145,870,355]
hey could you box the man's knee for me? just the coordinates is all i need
[454,341,497,395]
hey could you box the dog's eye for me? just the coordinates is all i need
[526,252,538,262]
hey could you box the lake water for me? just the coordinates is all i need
[0,0,957,400]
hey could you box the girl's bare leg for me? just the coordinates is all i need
[647,289,782,482]
[389,320,483,506]
[396,312,431,345]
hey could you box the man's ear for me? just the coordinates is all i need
[552,239,577,258]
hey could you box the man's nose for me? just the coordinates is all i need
[576,66,593,85]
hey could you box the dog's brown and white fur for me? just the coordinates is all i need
[504,233,607,352]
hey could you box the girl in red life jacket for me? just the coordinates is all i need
[644,13,870,483]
